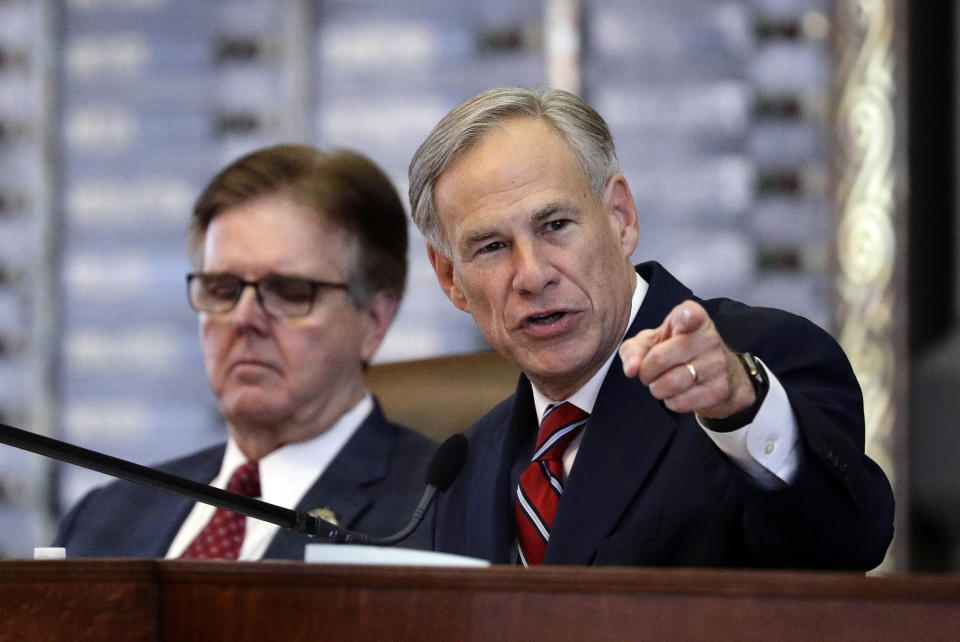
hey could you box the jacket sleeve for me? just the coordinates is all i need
[714,301,895,570]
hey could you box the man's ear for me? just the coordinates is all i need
[427,243,470,312]
[359,290,399,363]
[602,174,640,258]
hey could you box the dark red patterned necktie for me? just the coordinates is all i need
[515,402,589,566]
[180,460,260,560]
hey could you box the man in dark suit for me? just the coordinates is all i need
[407,87,894,568]
[55,145,436,559]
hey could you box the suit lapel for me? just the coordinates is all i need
[146,496,203,557]
[545,262,694,564]
[464,377,538,563]
[263,403,392,558]
[151,445,225,556]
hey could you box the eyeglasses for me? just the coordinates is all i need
[186,272,348,318]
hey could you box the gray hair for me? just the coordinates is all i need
[408,87,621,256]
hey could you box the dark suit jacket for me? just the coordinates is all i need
[54,401,437,559]
[433,262,895,569]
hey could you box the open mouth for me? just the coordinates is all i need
[527,311,565,325]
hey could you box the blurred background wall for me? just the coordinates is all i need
[0,0,953,573]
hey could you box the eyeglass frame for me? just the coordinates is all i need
[185,271,349,318]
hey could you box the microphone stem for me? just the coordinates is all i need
[0,423,309,533]
[366,486,437,546]
[0,422,451,546]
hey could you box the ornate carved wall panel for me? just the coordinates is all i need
[833,0,907,571]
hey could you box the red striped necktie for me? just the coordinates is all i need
[515,402,589,566]
[180,460,260,560]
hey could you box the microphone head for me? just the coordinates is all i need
[425,433,468,491]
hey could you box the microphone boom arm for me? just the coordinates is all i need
[0,423,331,538]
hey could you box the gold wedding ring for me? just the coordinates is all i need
[685,362,698,385]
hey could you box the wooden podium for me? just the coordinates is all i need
[2,561,959,640]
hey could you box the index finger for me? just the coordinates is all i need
[619,327,660,378]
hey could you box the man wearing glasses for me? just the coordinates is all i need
[54,145,437,559]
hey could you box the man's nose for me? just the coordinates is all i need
[511,240,556,295]
[230,284,269,327]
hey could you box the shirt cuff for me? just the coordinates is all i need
[697,358,799,487]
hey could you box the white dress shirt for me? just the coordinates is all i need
[166,394,374,560]
[530,277,799,488]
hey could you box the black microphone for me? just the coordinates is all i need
[0,422,467,546]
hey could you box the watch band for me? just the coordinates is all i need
[739,351,767,395]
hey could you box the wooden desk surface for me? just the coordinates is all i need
[2,560,959,640]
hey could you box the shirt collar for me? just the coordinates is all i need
[219,394,373,509]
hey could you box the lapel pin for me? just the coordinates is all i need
[308,507,339,526]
